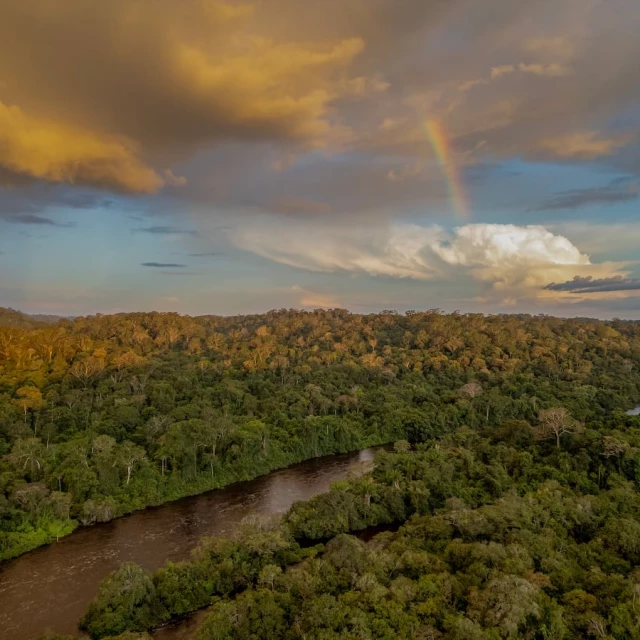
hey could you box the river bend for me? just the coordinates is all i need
[0,447,381,640]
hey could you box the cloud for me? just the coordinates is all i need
[1,0,639,230]
[0,183,114,215]
[460,62,570,91]
[233,219,616,293]
[234,219,444,280]
[163,170,187,187]
[523,36,577,62]
[535,176,639,210]
[386,162,424,182]
[132,226,197,236]
[0,0,369,193]
[0,102,164,193]
[490,65,516,80]
[517,62,571,77]
[358,0,640,171]
[1,213,74,226]
[141,262,187,268]
[548,221,640,257]
[544,275,640,293]
[188,251,222,257]
[537,131,632,160]
[433,224,588,271]
[292,285,341,309]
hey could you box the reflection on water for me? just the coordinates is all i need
[0,447,382,640]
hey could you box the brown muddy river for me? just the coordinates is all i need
[0,447,383,640]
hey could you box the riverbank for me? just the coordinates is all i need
[0,433,395,565]
[0,445,387,640]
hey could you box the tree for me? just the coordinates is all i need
[50,491,72,520]
[468,576,541,637]
[93,435,119,489]
[5,437,46,480]
[13,386,46,423]
[197,601,237,640]
[118,441,146,485]
[13,483,50,523]
[80,562,158,638]
[70,357,105,388]
[602,435,629,459]
[460,382,483,399]
[258,564,282,591]
[537,408,583,448]
[394,440,411,453]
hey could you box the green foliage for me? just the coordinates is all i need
[194,418,640,639]
[79,405,640,639]
[80,520,321,638]
[80,562,158,638]
[4,308,640,636]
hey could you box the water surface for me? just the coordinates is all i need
[0,448,382,640]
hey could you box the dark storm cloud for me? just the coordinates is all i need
[141,262,187,268]
[534,177,639,211]
[544,275,640,293]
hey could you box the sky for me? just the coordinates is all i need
[1,0,640,318]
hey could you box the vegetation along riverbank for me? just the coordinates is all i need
[2,307,640,566]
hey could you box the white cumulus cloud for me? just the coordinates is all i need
[232,220,628,301]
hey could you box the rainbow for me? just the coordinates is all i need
[425,119,470,220]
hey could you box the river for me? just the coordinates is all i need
[0,447,383,640]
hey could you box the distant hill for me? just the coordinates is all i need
[0,307,64,328]
[25,312,66,324]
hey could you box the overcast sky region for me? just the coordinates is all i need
[1,0,640,318]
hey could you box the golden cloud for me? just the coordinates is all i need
[0,0,367,192]
[0,102,163,193]
[173,36,364,143]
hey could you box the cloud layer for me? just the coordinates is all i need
[0,0,369,193]
[544,275,640,293]
[535,177,639,211]
[1,0,639,204]
[233,220,627,295]
[141,262,187,268]
[0,102,164,193]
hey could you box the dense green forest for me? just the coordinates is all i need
[2,307,640,565]
[77,411,640,640]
